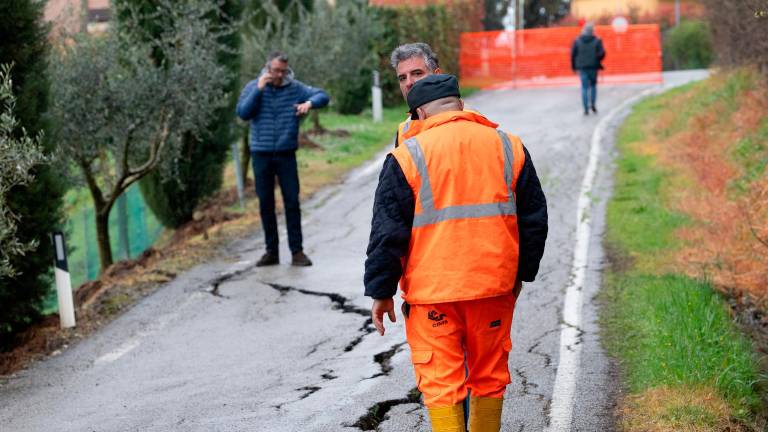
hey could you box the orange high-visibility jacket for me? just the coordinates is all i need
[391,110,526,304]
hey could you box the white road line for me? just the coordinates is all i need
[546,90,653,431]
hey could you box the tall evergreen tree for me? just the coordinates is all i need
[115,0,243,228]
[0,0,66,347]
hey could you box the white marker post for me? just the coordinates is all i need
[231,142,246,209]
[52,232,76,328]
[372,71,383,123]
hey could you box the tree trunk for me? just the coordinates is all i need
[309,110,327,134]
[95,208,113,272]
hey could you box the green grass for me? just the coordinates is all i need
[730,119,768,194]
[660,70,756,139]
[607,94,688,262]
[299,106,405,171]
[602,87,763,422]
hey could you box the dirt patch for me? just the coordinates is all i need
[620,386,746,432]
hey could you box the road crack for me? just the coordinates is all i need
[262,282,376,353]
[365,342,406,380]
[206,264,257,298]
[513,367,552,424]
[347,387,422,431]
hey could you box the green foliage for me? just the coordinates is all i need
[50,0,231,270]
[371,2,478,106]
[663,20,713,70]
[484,0,513,30]
[602,92,764,421]
[116,0,244,228]
[0,0,65,349]
[0,64,49,277]
[730,120,768,194]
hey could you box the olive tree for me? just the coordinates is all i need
[0,64,48,278]
[49,0,230,272]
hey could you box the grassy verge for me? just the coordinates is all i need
[603,80,764,430]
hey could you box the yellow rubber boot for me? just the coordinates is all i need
[468,396,503,432]
[427,403,466,432]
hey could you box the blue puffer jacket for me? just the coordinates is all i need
[236,69,330,153]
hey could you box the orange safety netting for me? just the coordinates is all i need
[460,24,662,90]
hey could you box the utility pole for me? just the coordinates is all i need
[675,0,680,26]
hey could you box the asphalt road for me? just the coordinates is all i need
[0,71,707,432]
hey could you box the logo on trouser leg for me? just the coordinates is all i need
[427,310,448,327]
[489,319,501,328]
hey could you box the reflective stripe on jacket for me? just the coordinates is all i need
[390,110,526,304]
[396,116,414,148]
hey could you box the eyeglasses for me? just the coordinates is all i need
[270,67,288,75]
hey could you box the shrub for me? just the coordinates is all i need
[663,20,713,70]
[0,0,66,349]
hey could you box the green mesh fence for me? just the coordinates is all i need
[43,184,163,312]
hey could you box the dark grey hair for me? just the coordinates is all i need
[267,51,289,64]
[390,43,439,71]
[582,22,594,36]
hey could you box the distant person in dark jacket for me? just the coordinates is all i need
[571,23,606,115]
[236,51,329,267]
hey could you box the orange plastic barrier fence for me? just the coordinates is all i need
[460,24,662,89]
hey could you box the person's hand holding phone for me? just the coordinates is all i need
[257,72,273,90]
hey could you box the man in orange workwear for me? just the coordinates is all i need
[364,74,548,432]
[389,43,441,147]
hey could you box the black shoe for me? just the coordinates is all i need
[591,105,598,114]
[291,251,313,267]
[256,252,279,266]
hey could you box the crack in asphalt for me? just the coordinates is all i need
[365,342,407,380]
[527,340,553,369]
[296,385,321,400]
[560,321,586,351]
[262,282,375,353]
[321,370,338,380]
[513,367,552,426]
[347,387,422,431]
[206,264,257,298]
[306,338,331,357]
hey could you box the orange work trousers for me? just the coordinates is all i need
[405,293,516,408]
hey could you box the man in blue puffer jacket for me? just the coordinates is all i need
[236,51,329,267]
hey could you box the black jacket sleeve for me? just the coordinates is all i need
[516,146,548,282]
[597,39,606,69]
[364,155,414,299]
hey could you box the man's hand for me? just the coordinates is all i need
[295,101,312,116]
[257,72,273,90]
[372,298,396,336]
